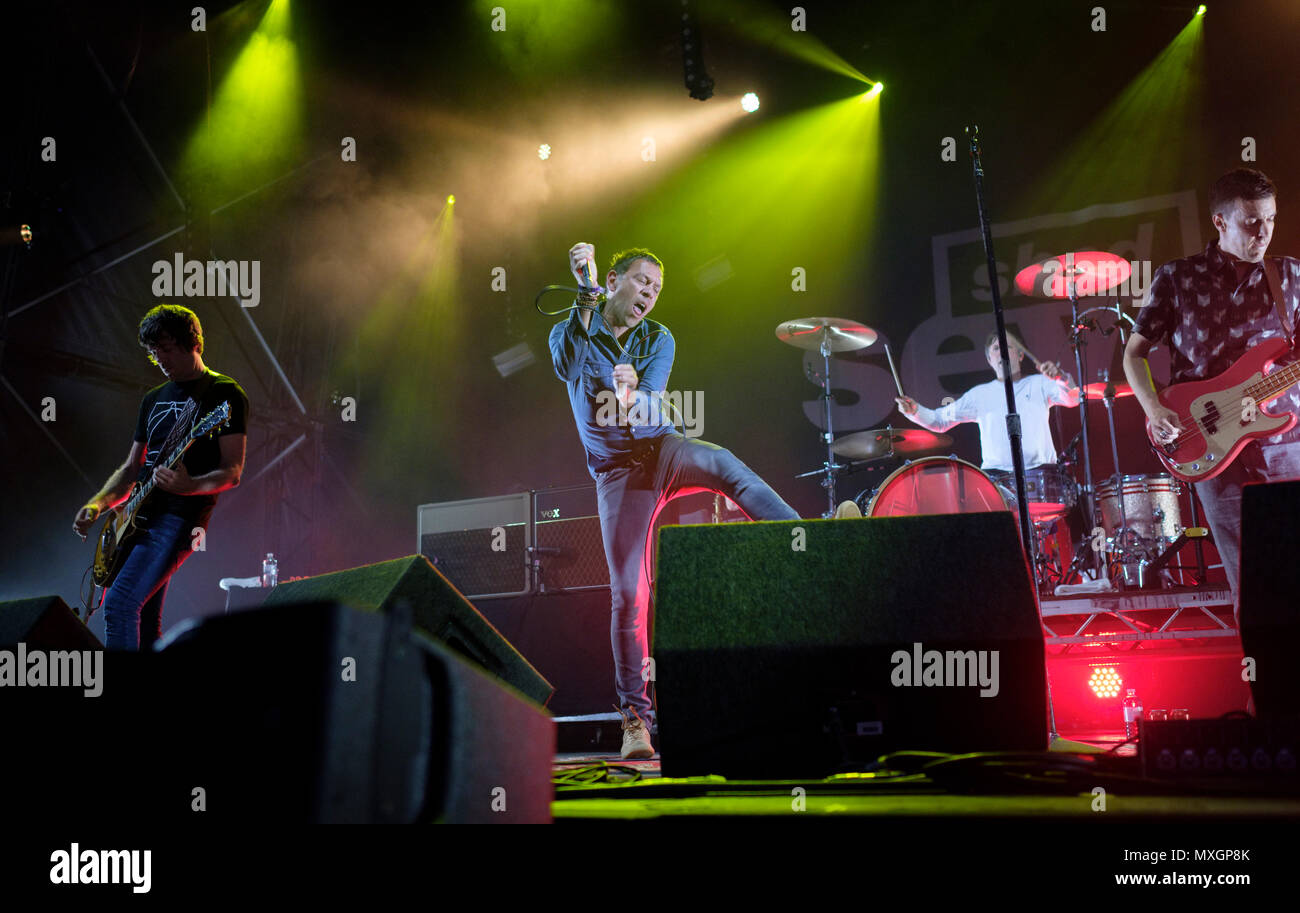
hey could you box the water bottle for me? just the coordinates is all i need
[262,553,278,588]
[1122,688,1143,740]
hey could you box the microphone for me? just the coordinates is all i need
[1059,431,1081,464]
[576,256,605,296]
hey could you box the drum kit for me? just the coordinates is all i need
[777,250,1198,596]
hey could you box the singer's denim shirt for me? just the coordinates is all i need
[549,306,677,479]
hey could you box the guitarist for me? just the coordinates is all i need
[71,304,248,650]
[1124,168,1300,619]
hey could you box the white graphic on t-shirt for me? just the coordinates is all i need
[144,397,198,468]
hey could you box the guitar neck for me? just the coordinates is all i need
[125,438,198,514]
[1246,359,1300,403]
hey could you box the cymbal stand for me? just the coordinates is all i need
[802,328,844,518]
[1097,367,1136,587]
[1066,292,1103,581]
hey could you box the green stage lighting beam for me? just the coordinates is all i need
[611,90,884,321]
[1019,13,1205,213]
[181,0,302,203]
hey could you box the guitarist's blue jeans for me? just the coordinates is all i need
[594,432,800,731]
[1194,442,1300,624]
[102,512,195,651]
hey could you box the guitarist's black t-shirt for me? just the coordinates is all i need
[132,370,249,530]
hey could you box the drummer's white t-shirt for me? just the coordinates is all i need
[910,374,1072,472]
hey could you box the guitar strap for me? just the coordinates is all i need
[1263,258,1294,341]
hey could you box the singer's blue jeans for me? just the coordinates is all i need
[102,512,196,651]
[594,432,800,730]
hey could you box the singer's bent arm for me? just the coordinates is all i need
[549,310,592,382]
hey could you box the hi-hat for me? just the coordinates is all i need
[776,317,878,352]
[1014,251,1132,299]
[832,427,952,461]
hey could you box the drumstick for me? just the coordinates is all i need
[884,343,904,397]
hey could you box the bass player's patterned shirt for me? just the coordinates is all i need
[1134,239,1300,445]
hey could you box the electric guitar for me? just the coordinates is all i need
[92,400,231,588]
[1148,337,1300,482]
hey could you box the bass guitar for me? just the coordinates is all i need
[1148,337,1300,482]
[92,400,231,588]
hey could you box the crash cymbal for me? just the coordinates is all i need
[776,317,878,352]
[1014,251,1132,299]
[1082,381,1135,399]
[831,427,952,460]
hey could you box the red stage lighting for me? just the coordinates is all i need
[1089,666,1123,699]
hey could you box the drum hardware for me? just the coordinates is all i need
[777,317,878,519]
[1140,526,1210,576]
[988,465,1079,523]
[1015,252,1133,586]
[1082,381,1135,399]
[1094,474,1187,589]
[1095,366,1134,580]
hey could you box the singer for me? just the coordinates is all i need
[549,242,800,760]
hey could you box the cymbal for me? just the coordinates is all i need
[1082,381,1135,399]
[832,428,952,460]
[776,317,877,352]
[1014,251,1132,299]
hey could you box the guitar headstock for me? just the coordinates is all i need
[191,400,232,439]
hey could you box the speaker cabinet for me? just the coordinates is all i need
[653,513,1047,778]
[1241,479,1300,717]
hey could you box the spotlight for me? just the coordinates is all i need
[446,194,455,205]
[538,143,552,160]
[1196,4,1206,14]
[20,224,33,247]
[741,93,760,113]
[861,82,883,101]
[1088,666,1123,699]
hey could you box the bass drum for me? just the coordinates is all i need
[865,456,1017,518]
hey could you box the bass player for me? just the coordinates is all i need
[1124,168,1300,619]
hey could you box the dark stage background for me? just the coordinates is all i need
[2,0,1295,640]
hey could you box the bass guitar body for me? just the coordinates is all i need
[1150,337,1297,482]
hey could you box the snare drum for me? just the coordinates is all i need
[866,456,1015,518]
[1095,473,1184,544]
[987,464,1079,521]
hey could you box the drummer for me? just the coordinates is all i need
[894,331,1080,474]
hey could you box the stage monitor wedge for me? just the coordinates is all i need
[2,602,555,823]
[262,555,553,706]
[653,513,1047,779]
[0,595,103,650]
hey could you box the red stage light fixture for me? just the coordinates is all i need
[1089,666,1123,699]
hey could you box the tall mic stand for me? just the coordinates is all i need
[966,126,1057,743]
[966,127,1036,571]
